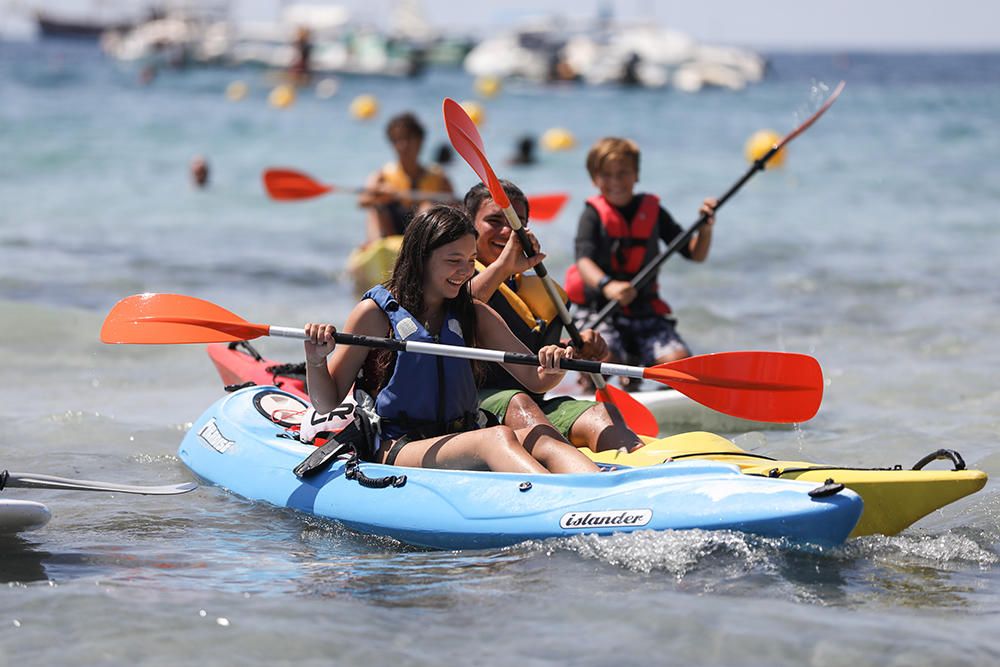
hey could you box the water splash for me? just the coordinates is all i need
[845,530,999,568]
[531,529,784,577]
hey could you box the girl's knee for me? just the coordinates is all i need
[488,425,521,448]
[505,392,545,425]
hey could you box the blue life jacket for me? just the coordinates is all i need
[363,285,480,441]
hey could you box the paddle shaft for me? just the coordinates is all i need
[362,187,456,203]
[101,294,823,422]
[266,170,565,220]
[584,81,845,330]
[273,325,649,380]
[2,471,197,495]
[499,206,612,391]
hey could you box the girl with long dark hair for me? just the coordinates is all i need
[304,205,598,474]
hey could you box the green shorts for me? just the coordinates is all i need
[478,388,597,438]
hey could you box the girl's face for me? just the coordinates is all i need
[424,233,477,301]
[592,157,638,207]
[473,197,529,266]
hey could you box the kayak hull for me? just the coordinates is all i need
[205,344,985,538]
[586,432,988,538]
[178,387,863,549]
[208,341,307,394]
[0,499,51,534]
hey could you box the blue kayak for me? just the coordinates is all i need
[178,387,863,550]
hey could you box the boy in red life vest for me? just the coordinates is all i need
[566,137,718,389]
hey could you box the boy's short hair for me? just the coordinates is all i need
[586,137,641,178]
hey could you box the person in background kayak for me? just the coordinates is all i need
[359,112,455,243]
[466,180,643,453]
[566,137,718,389]
[190,155,209,188]
[304,205,599,474]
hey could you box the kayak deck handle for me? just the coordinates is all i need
[912,449,967,471]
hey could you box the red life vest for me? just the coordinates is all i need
[565,194,671,317]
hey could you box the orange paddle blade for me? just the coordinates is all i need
[443,99,511,209]
[595,383,659,437]
[642,351,824,423]
[526,193,569,222]
[263,168,334,201]
[101,293,269,344]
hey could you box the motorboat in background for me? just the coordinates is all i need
[35,3,154,40]
[98,1,470,78]
[463,14,767,91]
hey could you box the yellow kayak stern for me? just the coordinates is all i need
[585,432,987,538]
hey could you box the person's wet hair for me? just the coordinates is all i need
[463,179,529,221]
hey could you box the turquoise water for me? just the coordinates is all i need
[2,40,999,664]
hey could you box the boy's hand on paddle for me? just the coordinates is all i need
[537,344,573,375]
[498,230,545,274]
[603,280,637,306]
[304,323,337,368]
[570,329,609,361]
[699,197,718,227]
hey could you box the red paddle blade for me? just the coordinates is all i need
[443,98,511,209]
[642,351,824,423]
[263,168,333,201]
[595,383,659,437]
[101,293,270,344]
[526,193,569,222]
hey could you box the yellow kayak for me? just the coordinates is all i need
[346,235,403,296]
[586,432,987,538]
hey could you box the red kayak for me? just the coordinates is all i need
[207,342,308,399]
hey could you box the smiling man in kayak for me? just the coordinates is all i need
[466,180,644,453]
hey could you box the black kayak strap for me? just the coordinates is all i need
[294,440,354,479]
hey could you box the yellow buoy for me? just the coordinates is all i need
[225,80,248,102]
[541,127,576,152]
[474,76,502,99]
[744,129,786,167]
[460,100,485,127]
[268,84,296,109]
[350,94,379,120]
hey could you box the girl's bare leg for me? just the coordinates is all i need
[386,425,548,474]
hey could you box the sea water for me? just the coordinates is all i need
[1,40,999,665]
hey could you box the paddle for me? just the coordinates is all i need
[1,470,197,495]
[264,168,455,202]
[263,168,570,222]
[100,293,823,423]
[584,81,846,329]
[442,98,659,436]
